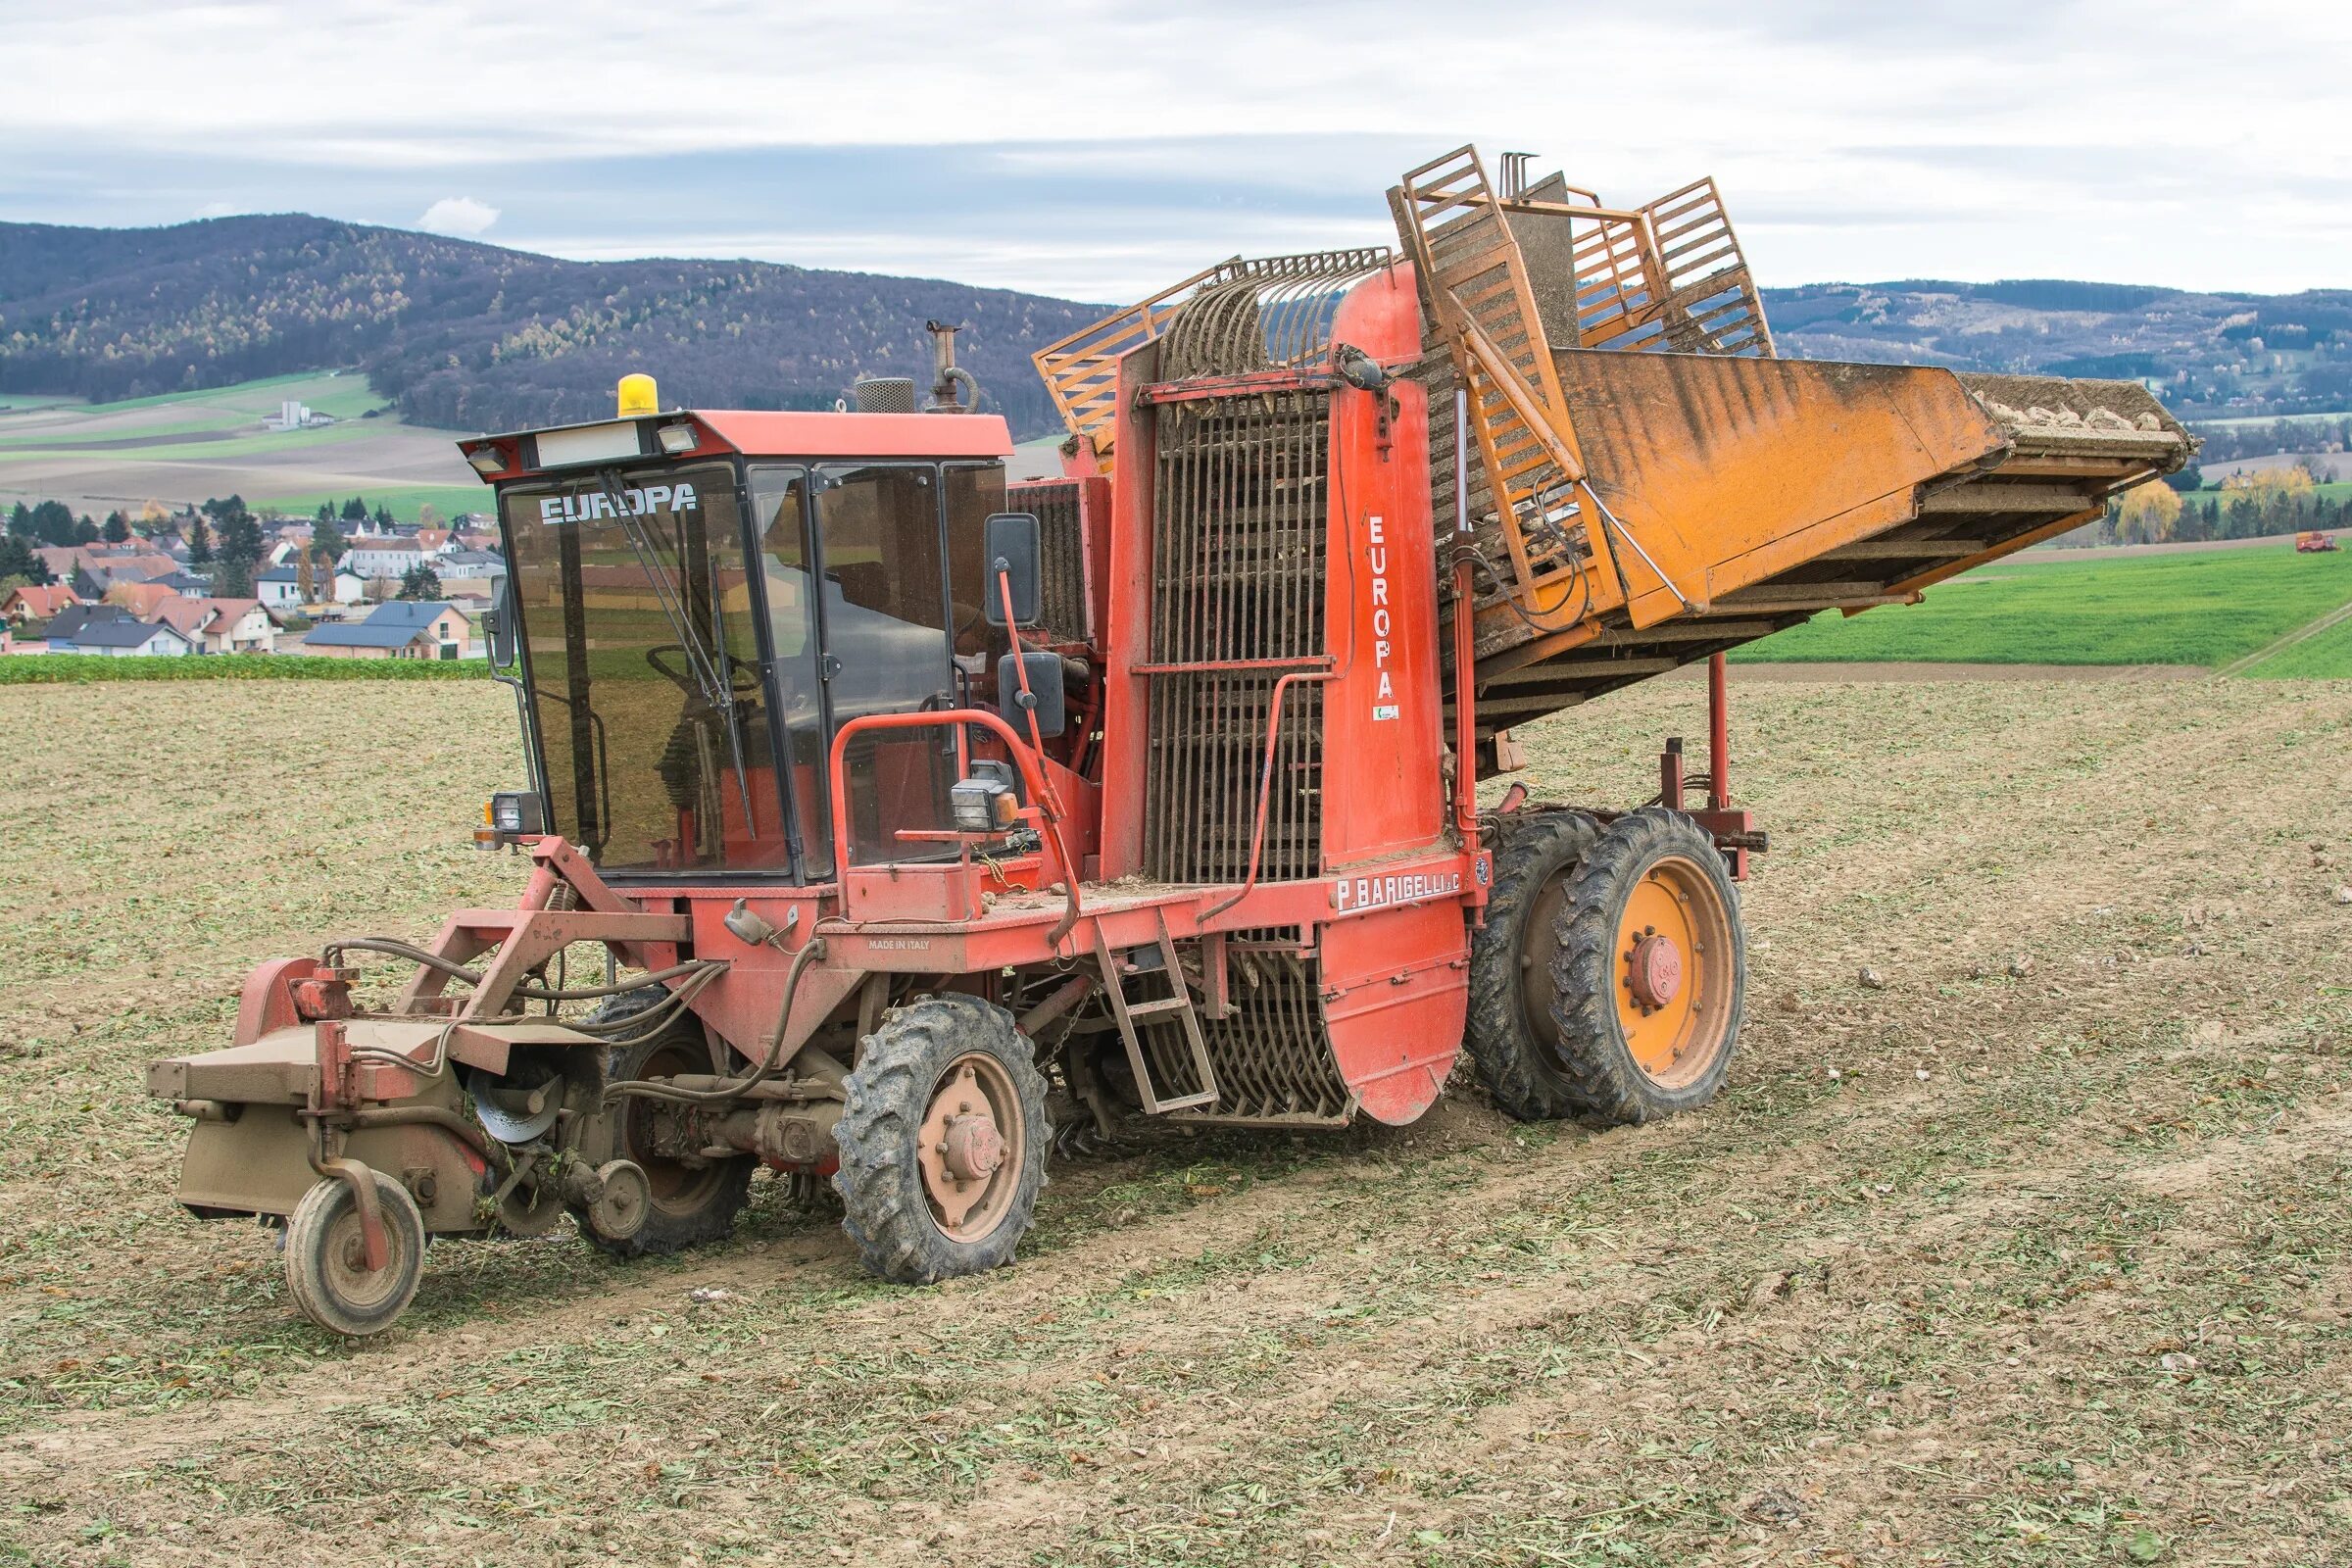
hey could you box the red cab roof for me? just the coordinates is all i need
[461,408,1015,483]
[695,409,1012,460]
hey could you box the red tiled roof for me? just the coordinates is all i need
[151,596,257,636]
[3,584,78,617]
[105,582,180,618]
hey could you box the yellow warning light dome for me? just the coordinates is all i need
[616,373,659,417]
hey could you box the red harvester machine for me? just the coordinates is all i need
[150,148,2191,1333]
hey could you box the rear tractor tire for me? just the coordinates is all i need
[833,994,1050,1285]
[284,1169,426,1338]
[577,990,754,1259]
[1470,807,1743,1124]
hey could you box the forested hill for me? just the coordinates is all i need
[0,215,1104,438]
[7,213,2351,437]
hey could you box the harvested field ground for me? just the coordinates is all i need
[2,679,2350,1567]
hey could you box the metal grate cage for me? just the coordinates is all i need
[1158,249,1394,381]
[1012,478,1092,645]
[1142,388,1331,885]
[1146,951,1351,1123]
[1143,671,1323,885]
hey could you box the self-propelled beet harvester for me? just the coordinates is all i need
[150,148,2192,1333]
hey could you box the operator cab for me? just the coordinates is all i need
[462,376,1018,885]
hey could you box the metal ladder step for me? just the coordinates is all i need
[1092,915,1219,1114]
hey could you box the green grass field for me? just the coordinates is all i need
[2241,608,2352,678]
[250,483,489,521]
[0,421,381,464]
[1738,544,2352,672]
[0,655,485,684]
[0,369,477,524]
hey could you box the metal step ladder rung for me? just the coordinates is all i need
[1093,914,1219,1114]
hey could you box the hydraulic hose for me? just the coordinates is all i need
[603,936,828,1107]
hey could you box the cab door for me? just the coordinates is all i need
[809,464,958,870]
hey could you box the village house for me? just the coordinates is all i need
[101,580,182,620]
[151,597,281,655]
[150,569,215,598]
[341,534,438,582]
[256,564,366,612]
[434,549,509,603]
[53,618,193,657]
[71,555,177,600]
[302,600,471,661]
[1,584,79,624]
[41,603,131,646]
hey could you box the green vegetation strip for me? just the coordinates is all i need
[1737,545,2352,667]
[2241,606,2352,678]
[0,655,487,683]
[251,484,487,523]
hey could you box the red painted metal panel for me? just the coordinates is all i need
[1318,272,1448,872]
[694,410,1012,460]
[1317,900,1469,1124]
[1098,343,1162,878]
[234,956,320,1048]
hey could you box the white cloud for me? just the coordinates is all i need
[5,1,2349,292]
[416,196,499,236]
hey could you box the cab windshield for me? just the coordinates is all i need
[501,455,1008,882]
[503,463,782,874]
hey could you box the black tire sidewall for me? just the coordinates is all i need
[1468,812,1600,1120]
[577,998,754,1257]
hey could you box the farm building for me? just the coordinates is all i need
[256,565,366,611]
[342,536,444,581]
[301,600,470,661]
[40,604,130,645]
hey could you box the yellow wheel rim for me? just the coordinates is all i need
[1611,855,1736,1088]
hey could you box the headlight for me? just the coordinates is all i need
[478,790,544,848]
[949,775,1018,834]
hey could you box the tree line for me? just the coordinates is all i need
[2089,466,2343,548]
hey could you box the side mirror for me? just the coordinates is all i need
[997,651,1065,738]
[487,575,516,668]
[982,512,1041,628]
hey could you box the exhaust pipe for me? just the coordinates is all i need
[925,319,979,413]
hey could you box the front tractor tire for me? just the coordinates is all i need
[1470,808,1744,1124]
[833,994,1050,1285]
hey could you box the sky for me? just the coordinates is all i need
[3,0,2347,303]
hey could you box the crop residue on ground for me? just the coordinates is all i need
[0,677,2348,1566]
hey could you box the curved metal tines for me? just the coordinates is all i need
[1159,248,1396,380]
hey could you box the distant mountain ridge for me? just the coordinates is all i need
[1763,278,2352,416]
[0,215,1105,438]
[5,214,2349,438]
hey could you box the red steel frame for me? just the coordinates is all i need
[401,259,1755,1132]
